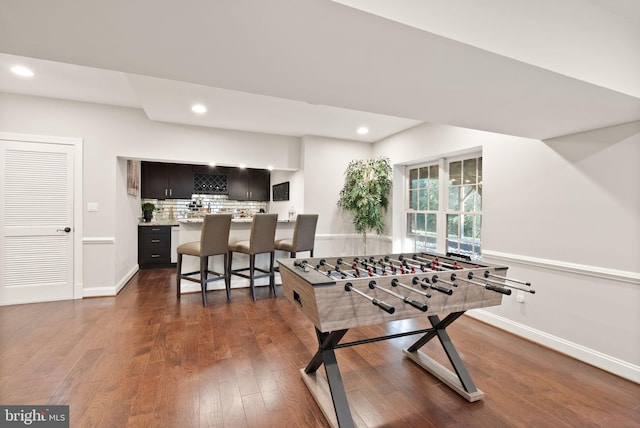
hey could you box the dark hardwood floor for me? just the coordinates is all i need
[1,268,638,427]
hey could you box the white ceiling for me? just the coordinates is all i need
[0,0,638,142]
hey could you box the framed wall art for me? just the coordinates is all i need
[272,181,289,201]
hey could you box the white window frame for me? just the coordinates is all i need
[405,152,482,258]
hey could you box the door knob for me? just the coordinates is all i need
[57,227,72,233]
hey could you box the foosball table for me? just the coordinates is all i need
[278,252,535,428]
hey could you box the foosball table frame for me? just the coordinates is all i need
[278,252,530,428]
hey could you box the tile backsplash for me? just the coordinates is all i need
[142,194,267,222]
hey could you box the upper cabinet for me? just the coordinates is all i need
[141,162,270,201]
[141,162,194,199]
[228,168,270,201]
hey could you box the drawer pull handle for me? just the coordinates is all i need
[151,239,160,243]
[151,254,160,258]
[151,228,161,231]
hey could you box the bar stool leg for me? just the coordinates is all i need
[224,253,231,300]
[200,256,209,307]
[269,251,276,296]
[250,254,256,301]
[177,253,183,299]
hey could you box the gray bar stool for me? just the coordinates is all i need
[274,214,318,258]
[176,213,232,307]
[228,213,278,301]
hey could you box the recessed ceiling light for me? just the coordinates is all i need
[11,65,34,77]
[191,104,207,114]
[267,165,274,171]
[209,162,216,167]
[357,126,369,135]
[239,164,246,169]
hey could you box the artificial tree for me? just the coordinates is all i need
[337,157,392,254]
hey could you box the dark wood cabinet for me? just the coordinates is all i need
[228,168,270,201]
[141,162,193,199]
[250,169,270,201]
[141,161,269,201]
[138,226,174,268]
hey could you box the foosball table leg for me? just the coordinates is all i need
[302,329,356,428]
[403,312,485,402]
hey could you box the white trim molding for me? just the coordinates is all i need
[82,237,116,244]
[466,309,640,383]
[315,233,392,242]
[482,250,640,285]
[116,264,138,294]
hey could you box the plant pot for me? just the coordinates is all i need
[143,210,153,222]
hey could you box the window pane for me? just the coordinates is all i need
[429,165,439,187]
[463,158,477,184]
[447,214,459,238]
[416,212,426,233]
[418,189,428,210]
[426,234,437,250]
[426,213,437,233]
[447,239,458,254]
[410,189,418,209]
[449,187,460,210]
[429,188,439,210]
[477,185,482,210]
[477,157,483,183]
[450,161,461,185]
[463,214,474,238]
[407,212,416,234]
[419,166,429,188]
[409,168,418,189]
[474,215,482,240]
[463,185,476,212]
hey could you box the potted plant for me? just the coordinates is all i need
[337,157,392,254]
[141,202,156,222]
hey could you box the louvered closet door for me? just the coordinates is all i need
[0,140,74,305]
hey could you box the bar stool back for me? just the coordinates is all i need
[176,213,232,307]
[228,213,278,301]
[275,214,318,257]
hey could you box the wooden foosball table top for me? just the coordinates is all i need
[278,252,508,332]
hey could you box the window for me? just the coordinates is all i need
[407,165,439,252]
[406,155,482,259]
[447,157,482,258]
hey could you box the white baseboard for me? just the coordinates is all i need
[83,264,139,297]
[116,264,139,294]
[83,286,117,298]
[466,309,640,384]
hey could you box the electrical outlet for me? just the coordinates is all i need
[516,290,525,303]
[87,202,98,212]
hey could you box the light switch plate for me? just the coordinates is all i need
[87,202,99,212]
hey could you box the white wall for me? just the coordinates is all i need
[269,169,303,220]
[301,135,388,256]
[114,157,141,290]
[375,121,640,381]
[0,93,300,295]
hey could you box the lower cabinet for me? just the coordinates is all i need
[138,225,175,269]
